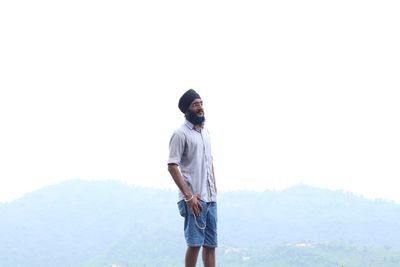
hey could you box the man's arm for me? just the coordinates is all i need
[168,164,192,199]
[168,164,202,216]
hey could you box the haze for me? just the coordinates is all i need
[1,0,399,203]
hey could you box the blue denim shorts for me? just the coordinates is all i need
[178,199,218,247]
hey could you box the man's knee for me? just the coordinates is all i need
[202,246,215,252]
[187,246,201,252]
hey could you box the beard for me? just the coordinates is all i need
[186,110,205,125]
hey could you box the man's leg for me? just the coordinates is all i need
[202,202,217,267]
[185,246,201,267]
[202,246,216,267]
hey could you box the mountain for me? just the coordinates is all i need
[219,185,400,248]
[1,180,399,267]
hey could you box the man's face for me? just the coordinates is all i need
[188,98,204,117]
[186,98,205,125]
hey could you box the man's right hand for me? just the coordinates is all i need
[187,195,202,217]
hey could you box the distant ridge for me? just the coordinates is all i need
[1,179,400,267]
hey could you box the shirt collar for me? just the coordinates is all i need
[184,120,195,129]
[184,119,204,130]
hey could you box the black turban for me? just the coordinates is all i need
[178,89,201,113]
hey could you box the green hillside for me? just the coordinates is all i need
[0,180,399,267]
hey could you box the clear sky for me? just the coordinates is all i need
[1,0,399,203]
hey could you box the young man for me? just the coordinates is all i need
[168,89,218,267]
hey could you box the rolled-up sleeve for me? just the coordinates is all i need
[168,131,185,165]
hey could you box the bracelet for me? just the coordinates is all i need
[184,194,194,202]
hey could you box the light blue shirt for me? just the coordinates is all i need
[168,120,217,202]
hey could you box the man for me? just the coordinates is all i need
[168,89,218,267]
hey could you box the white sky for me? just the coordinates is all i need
[1,0,399,203]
